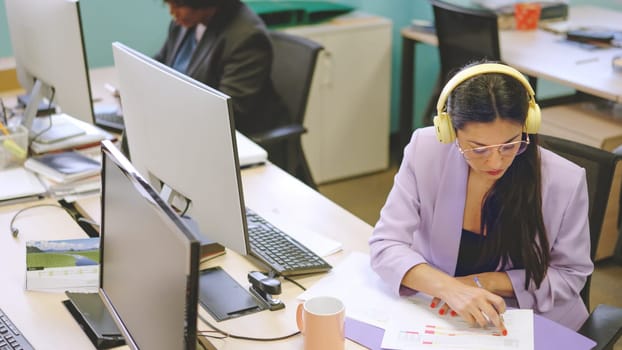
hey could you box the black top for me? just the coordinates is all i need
[454,228,500,276]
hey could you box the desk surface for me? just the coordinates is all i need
[402,5,622,103]
[0,162,373,349]
[0,199,98,349]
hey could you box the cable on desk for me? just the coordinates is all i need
[282,274,307,291]
[9,203,66,237]
[30,88,56,144]
[198,313,300,342]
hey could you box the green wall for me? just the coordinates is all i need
[0,0,171,65]
[1,0,620,132]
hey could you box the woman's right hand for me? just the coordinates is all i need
[429,281,507,334]
[400,264,508,334]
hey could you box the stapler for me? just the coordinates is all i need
[248,271,285,311]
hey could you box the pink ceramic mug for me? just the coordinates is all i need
[296,296,345,350]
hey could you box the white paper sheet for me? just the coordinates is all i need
[298,251,418,329]
[382,309,534,350]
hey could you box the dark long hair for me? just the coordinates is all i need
[447,64,550,290]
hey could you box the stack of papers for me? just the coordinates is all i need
[24,151,101,184]
[0,167,47,204]
[24,150,101,200]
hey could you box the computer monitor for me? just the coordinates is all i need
[4,0,95,130]
[111,41,249,255]
[99,140,200,350]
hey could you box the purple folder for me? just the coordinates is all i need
[345,314,596,350]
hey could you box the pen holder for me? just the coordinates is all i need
[0,125,29,169]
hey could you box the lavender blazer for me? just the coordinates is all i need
[369,127,593,330]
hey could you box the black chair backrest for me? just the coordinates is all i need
[430,0,501,83]
[539,134,621,310]
[269,31,323,125]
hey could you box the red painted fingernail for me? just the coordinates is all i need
[450,310,457,317]
[430,302,436,308]
[502,330,508,336]
[439,309,445,315]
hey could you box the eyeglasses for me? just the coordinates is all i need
[456,134,530,160]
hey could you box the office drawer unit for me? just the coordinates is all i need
[541,103,622,260]
[283,14,392,184]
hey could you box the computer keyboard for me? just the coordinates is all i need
[94,110,124,132]
[0,308,35,350]
[246,208,332,276]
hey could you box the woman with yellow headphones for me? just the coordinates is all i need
[369,62,592,332]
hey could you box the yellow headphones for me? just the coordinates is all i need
[433,63,541,144]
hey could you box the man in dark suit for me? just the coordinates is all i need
[155,0,286,135]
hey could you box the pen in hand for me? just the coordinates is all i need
[474,276,508,336]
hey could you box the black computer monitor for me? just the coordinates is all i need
[99,140,200,350]
[111,41,249,256]
[4,0,95,131]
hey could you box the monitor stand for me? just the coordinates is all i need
[17,93,56,116]
[22,79,86,144]
[62,292,126,349]
[180,215,226,261]
[159,184,226,262]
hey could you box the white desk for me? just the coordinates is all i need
[0,162,373,349]
[399,5,622,150]
[89,66,121,109]
[500,6,622,103]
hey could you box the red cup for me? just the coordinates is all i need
[514,2,541,31]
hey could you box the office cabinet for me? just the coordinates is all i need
[283,14,392,184]
[541,103,622,260]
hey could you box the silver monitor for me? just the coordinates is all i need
[111,41,249,255]
[99,140,200,350]
[4,0,95,130]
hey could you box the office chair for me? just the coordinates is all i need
[425,0,504,126]
[539,134,622,350]
[248,31,322,189]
